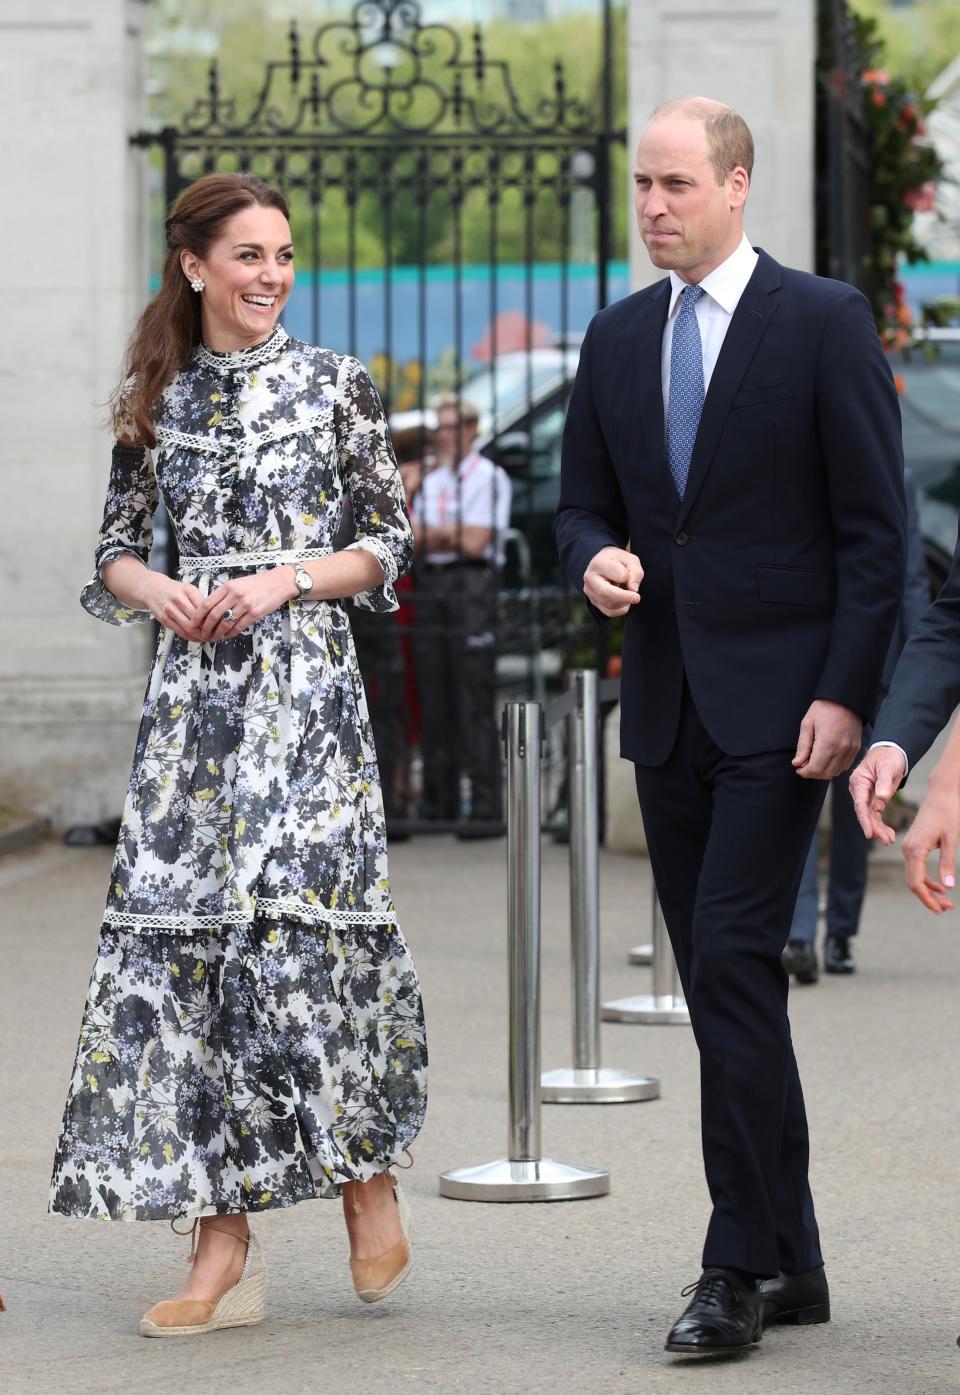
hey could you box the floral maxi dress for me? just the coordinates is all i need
[50,326,427,1222]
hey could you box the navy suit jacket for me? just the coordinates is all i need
[874,517,960,771]
[556,249,908,765]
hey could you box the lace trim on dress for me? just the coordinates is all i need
[155,427,221,455]
[193,325,289,374]
[177,546,333,575]
[155,410,332,459]
[252,410,335,449]
[102,899,397,934]
[257,897,397,927]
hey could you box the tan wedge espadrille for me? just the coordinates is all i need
[140,1219,265,1338]
[348,1175,414,1304]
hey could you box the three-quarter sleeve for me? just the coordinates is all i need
[334,355,414,613]
[80,442,159,626]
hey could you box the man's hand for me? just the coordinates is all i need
[900,781,960,913]
[583,546,643,618]
[792,699,862,781]
[849,746,907,844]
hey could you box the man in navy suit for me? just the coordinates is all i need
[557,97,906,1356]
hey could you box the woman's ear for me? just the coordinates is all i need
[179,249,201,283]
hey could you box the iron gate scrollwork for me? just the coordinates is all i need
[134,0,625,833]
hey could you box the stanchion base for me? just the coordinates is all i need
[438,1156,610,1202]
[541,1066,660,1103]
[628,943,653,965]
[602,994,691,1026]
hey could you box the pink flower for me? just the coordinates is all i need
[863,68,890,85]
[905,181,937,212]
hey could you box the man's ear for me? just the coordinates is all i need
[728,165,750,211]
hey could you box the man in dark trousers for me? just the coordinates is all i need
[557,96,906,1356]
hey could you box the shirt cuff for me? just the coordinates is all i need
[868,740,910,778]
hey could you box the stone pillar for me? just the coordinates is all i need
[627,0,816,289]
[0,0,150,825]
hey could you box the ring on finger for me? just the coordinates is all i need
[221,608,235,624]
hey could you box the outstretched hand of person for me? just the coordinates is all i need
[849,745,907,844]
[899,782,960,914]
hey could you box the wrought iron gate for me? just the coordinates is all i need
[133,0,625,833]
[816,0,870,290]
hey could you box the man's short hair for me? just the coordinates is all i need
[650,97,754,184]
[436,396,480,425]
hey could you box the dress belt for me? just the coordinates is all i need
[178,547,332,576]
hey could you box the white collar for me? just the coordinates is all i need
[666,234,758,319]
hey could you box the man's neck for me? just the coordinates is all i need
[675,230,748,286]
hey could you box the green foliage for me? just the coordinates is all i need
[853,13,945,348]
[147,4,629,271]
[852,0,960,91]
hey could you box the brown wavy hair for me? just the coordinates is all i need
[113,172,291,447]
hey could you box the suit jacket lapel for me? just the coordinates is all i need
[625,279,677,513]
[677,250,783,526]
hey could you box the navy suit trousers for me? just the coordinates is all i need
[634,683,826,1277]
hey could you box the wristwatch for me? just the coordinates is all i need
[293,563,314,598]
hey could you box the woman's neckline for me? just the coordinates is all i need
[194,323,289,372]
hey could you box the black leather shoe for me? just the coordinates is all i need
[665,1268,763,1355]
[760,1265,830,1327]
[782,939,819,984]
[824,936,855,974]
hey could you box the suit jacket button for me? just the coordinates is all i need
[674,532,689,546]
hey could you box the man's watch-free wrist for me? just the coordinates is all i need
[293,563,314,597]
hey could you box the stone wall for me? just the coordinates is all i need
[626,0,816,289]
[0,0,150,825]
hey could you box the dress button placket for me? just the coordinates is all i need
[219,365,246,552]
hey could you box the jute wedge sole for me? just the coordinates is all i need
[140,1222,266,1338]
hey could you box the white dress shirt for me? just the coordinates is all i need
[661,233,759,416]
[414,450,512,566]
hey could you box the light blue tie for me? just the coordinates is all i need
[667,284,706,499]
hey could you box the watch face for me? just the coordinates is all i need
[296,567,313,593]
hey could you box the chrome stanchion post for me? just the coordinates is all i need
[542,672,659,1104]
[602,884,691,1025]
[440,701,610,1200]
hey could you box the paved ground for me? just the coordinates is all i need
[1,808,958,1394]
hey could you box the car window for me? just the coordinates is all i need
[462,352,578,429]
[899,345,960,486]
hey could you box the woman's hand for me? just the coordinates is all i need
[140,573,206,642]
[192,567,299,643]
[900,780,960,914]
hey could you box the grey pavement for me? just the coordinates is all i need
[1,816,958,1395]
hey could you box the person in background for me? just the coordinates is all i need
[783,467,929,982]
[407,398,511,834]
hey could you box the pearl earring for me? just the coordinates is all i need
[190,277,205,293]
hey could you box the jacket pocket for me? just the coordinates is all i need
[757,564,835,608]
[732,379,798,409]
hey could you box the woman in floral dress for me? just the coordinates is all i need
[49,173,427,1336]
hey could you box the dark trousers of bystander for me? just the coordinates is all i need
[412,563,502,822]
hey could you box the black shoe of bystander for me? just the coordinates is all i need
[782,939,819,984]
[824,936,856,974]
